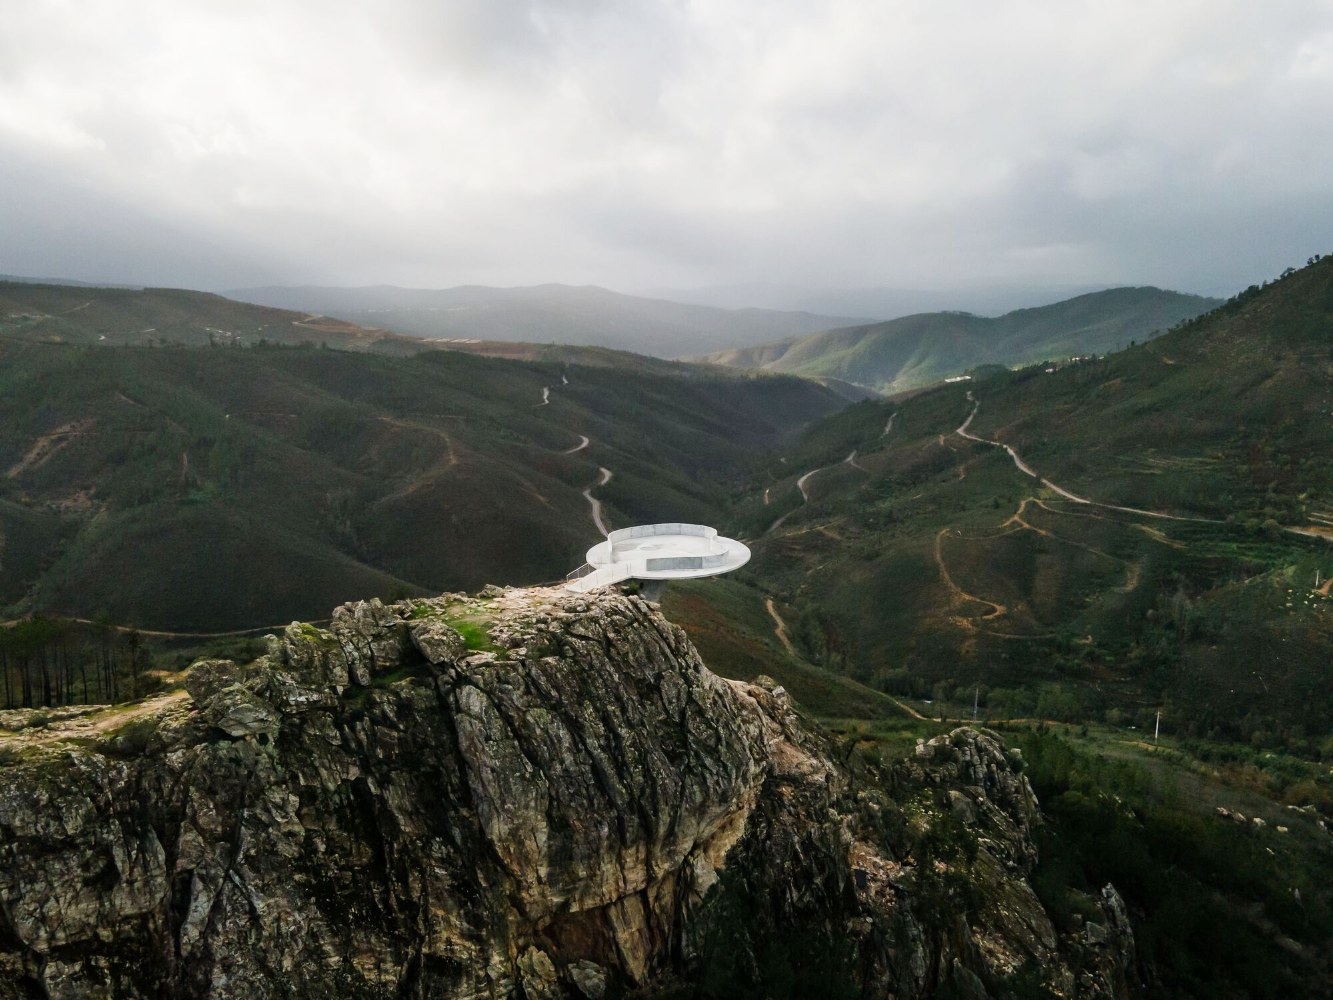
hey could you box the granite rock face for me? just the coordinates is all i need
[0,588,1135,998]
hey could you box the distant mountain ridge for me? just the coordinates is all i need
[0,280,411,352]
[697,286,1223,393]
[641,280,1114,317]
[223,283,868,359]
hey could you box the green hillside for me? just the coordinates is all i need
[0,338,845,630]
[0,280,422,352]
[703,259,1333,996]
[732,257,1332,745]
[699,286,1221,393]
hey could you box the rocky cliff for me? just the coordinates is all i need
[0,588,1135,998]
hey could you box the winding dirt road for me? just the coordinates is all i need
[0,690,191,746]
[764,598,799,657]
[933,528,1007,625]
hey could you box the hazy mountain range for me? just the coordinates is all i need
[224,283,867,359]
[696,286,1223,393]
[640,280,1118,317]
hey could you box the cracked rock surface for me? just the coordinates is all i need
[0,588,1134,998]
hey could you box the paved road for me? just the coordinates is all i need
[955,398,1223,525]
[583,466,613,536]
[796,466,824,502]
[766,457,839,534]
[956,402,1037,476]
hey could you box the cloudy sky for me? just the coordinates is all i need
[2,0,1331,303]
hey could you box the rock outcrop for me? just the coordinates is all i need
[0,588,1134,998]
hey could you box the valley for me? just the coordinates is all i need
[2,259,1332,997]
[7,4,1331,994]
[0,333,845,631]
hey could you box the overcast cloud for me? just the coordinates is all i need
[2,0,1331,300]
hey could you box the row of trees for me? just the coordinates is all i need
[0,616,147,710]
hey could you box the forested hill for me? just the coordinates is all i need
[0,280,421,352]
[692,257,1333,997]
[0,338,846,631]
[697,285,1221,393]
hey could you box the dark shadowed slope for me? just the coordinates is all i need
[0,338,846,630]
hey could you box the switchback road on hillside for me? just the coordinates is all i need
[954,397,1224,525]
[765,454,844,535]
[762,597,928,721]
[766,446,870,536]
[764,598,799,657]
[583,466,613,537]
[796,466,823,503]
[765,463,826,534]
[562,435,590,454]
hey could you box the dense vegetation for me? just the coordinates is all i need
[1020,730,1333,998]
[733,255,1333,748]
[659,257,1332,996]
[0,616,153,709]
[0,332,844,635]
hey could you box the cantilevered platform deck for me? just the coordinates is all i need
[564,523,750,593]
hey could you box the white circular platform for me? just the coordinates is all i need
[565,523,750,592]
